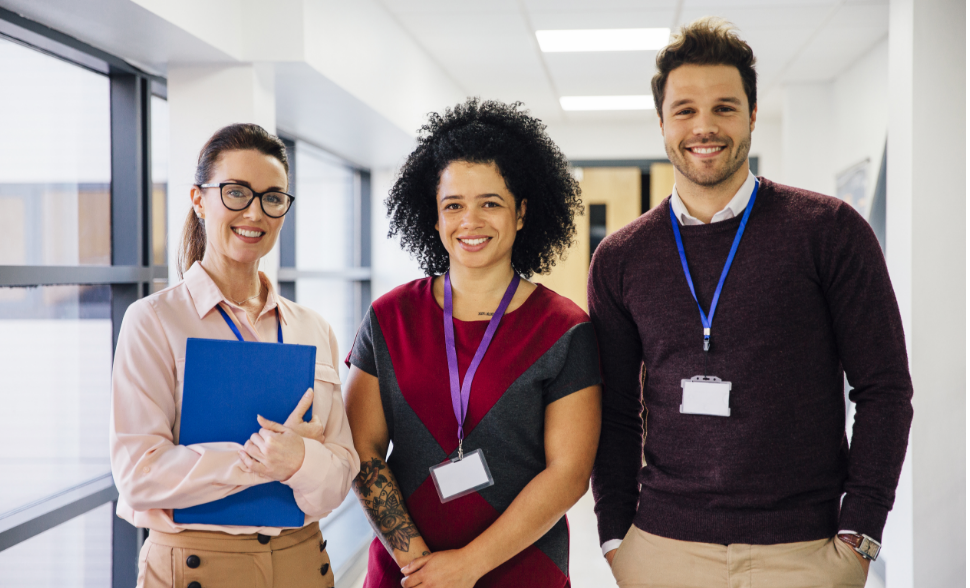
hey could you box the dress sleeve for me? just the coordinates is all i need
[543,321,602,405]
[346,307,379,376]
[109,300,268,512]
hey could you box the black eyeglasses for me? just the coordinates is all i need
[198,182,295,218]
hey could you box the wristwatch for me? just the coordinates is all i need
[837,532,881,561]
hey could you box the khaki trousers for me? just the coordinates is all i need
[611,526,868,588]
[137,523,334,588]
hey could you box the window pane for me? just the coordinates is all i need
[0,37,112,266]
[295,141,356,270]
[0,285,112,516]
[296,279,356,379]
[152,95,169,267]
[0,502,112,587]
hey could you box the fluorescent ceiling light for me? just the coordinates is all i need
[560,95,653,111]
[537,28,670,52]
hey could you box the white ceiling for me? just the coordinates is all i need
[377,0,889,122]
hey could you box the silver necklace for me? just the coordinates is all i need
[230,285,263,306]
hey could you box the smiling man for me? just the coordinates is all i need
[587,17,913,588]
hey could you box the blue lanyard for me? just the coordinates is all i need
[669,180,759,351]
[216,304,283,343]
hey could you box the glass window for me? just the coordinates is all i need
[0,285,112,516]
[0,502,112,587]
[295,141,356,271]
[296,279,357,378]
[151,95,169,269]
[0,36,112,266]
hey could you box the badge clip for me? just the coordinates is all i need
[680,375,731,417]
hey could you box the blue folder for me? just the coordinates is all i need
[173,337,316,527]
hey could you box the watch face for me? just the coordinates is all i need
[860,537,881,560]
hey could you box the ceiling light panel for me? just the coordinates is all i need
[537,28,670,52]
[560,95,653,111]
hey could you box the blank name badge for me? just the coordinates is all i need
[680,375,732,417]
[429,449,495,503]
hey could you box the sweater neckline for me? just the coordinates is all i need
[663,186,763,235]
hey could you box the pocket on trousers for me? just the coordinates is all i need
[832,537,868,587]
[175,547,256,588]
[138,540,174,588]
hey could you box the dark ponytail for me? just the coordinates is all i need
[177,123,289,279]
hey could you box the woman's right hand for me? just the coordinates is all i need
[281,388,326,445]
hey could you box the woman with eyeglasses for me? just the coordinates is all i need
[110,123,358,588]
[344,99,602,588]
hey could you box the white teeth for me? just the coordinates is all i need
[691,146,724,154]
[460,237,488,246]
[233,228,263,238]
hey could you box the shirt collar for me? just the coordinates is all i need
[183,261,287,325]
[670,170,758,226]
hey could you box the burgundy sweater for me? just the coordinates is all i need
[588,178,913,547]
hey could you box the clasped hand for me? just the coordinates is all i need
[400,549,483,588]
[238,388,325,481]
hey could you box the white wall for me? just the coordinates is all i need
[750,116,783,181]
[832,37,890,209]
[776,38,889,203]
[885,1,966,587]
[545,117,667,161]
[782,82,836,195]
[370,168,425,300]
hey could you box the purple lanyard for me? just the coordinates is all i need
[443,271,520,458]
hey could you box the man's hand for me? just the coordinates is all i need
[282,388,326,445]
[605,548,618,568]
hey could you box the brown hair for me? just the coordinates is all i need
[178,123,289,279]
[651,17,757,120]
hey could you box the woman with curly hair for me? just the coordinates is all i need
[344,99,602,588]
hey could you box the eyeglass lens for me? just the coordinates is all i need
[221,184,292,216]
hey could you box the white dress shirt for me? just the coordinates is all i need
[668,170,759,226]
[600,170,759,558]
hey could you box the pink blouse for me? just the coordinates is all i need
[109,262,360,535]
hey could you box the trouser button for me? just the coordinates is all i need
[320,540,327,551]
[187,582,201,588]
[186,554,201,568]
[257,534,271,545]
[320,563,330,576]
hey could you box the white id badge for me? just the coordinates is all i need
[428,448,495,503]
[680,375,732,417]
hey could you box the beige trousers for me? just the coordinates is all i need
[611,526,868,588]
[137,523,334,588]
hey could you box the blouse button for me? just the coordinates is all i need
[142,467,150,474]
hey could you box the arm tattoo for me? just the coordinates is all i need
[353,457,422,553]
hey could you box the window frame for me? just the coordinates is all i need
[0,7,165,587]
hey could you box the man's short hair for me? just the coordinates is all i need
[652,17,757,120]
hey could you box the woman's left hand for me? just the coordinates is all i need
[238,415,306,481]
[400,549,483,588]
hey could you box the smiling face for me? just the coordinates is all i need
[191,149,288,268]
[434,161,526,273]
[660,63,756,189]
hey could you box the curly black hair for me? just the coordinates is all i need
[385,98,582,278]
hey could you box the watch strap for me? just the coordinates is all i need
[837,532,881,561]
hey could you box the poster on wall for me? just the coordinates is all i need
[835,159,869,218]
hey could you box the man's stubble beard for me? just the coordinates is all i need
[666,134,752,188]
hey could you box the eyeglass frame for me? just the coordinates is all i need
[197,182,296,218]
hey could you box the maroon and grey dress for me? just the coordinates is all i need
[347,277,601,588]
